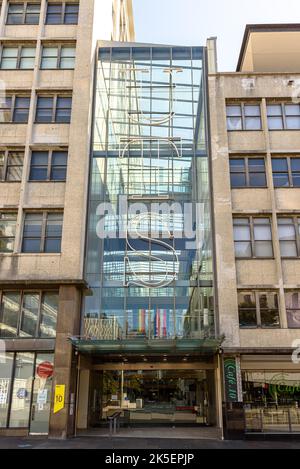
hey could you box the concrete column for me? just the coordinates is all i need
[49,285,82,439]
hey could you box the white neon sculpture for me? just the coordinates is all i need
[125,212,179,288]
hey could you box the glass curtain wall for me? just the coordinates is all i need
[83,45,214,343]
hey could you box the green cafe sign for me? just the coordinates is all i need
[224,357,242,403]
[269,374,300,400]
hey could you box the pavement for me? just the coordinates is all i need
[0,436,300,449]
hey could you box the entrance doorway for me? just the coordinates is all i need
[87,368,216,427]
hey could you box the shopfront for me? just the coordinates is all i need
[0,352,54,435]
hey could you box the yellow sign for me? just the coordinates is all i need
[54,385,65,414]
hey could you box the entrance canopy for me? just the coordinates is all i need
[69,337,224,355]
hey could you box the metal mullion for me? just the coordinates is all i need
[62,2,66,24]
[6,352,16,429]
[0,44,3,69]
[16,290,24,337]
[52,95,57,123]
[36,291,43,338]
[241,103,246,130]
[22,3,26,24]
[28,351,37,431]
[282,103,287,130]
[256,292,262,328]
[16,45,22,70]
[250,217,255,258]
[40,212,47,252]
[3,149,9,181]
[245,157,250,187]
[10,95,15,123]
[48,150,52,180]
[57,45,61,69]
[294,216,300,257]
[287,157,294,187]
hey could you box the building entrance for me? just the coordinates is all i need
[87,368,216,427]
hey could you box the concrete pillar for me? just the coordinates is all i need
[49,285,82,439]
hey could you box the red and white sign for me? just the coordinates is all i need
[37,362,54,379]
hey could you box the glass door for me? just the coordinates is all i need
[29,353,54,435]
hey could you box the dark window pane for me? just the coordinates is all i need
[13,97,30,123]
[22,238,41,253]
[7,4,24,25]
[291,159,300,171]
[238,292,257,328]
[29,167,48,181]
[292,175,300,187]
[36,98,53,122]
[46,4,62,24]
[249,173,267,187]
[260,309,280,328]
[231,173,246,187]
[273,173,290,188]
[44,238,61,253]
[64,3,79,24]
[272,159,288,171]
[52,151,67,166]
[51,167,66,181]
[268,116,283,130]
[248,159,265,173]
[230,159,245,172]
[31,151,48,166]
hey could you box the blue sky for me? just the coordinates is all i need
[133,0,300,71]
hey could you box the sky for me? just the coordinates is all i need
[132,0,300,71]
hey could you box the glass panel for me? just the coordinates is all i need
[245,117,261,130]
[231,173,246,187]
[286,116,300,130]
[41,47,58,69]
[30,353,54,434]
[254,223,272,241]
[0,97,12,123]
[1,47,18,69]
[9,353,34,428]
[285,104,300,116]
[0,292,21,338]
[248,159,265,173]
[0,352,14,428]
[291,159,300,171]
[244,105,260,117]
[44,213,63,253]
[235,241,252,258]
[7,4,24,24]
[259,293,280,328]
[0,212,17,252]
[36,97,53,123]
[230,159,245,173]
[39,293,58,338]
[22,214,43,253]
[267,104,282,116]
[20,47,35,69]
[238,292,257,327]
[55,97,72,123]
[234,225,251,241]
[46,4,62,24]
[64,3,79,24]
[13,97,30,123]
[29,151,49,181]
[20,293,39,337]
[268,116,283,130]
[249,173,266,187]
[227,117,242,131]
[25,3,40,24]
[273,173,289,188]
[226,105,242,117]
[286,293,300,328]
[255,241,273,257]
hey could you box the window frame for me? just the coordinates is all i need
[0,290,58,339]
[22,211,63,254]
[29,149,68,182]
[40,43,76,70]
[35,94,72,123]
[0,149,24,182]
[238,290,280,329]
[267,102,300,131]
[272,156,300,188]
[277,216,300,258]
[0,94,30,123]
[230,156,267,188]
[45,2,79,25]
[0,44,36,70]
[226,102,262,131]
[6,2,41,25]
[233,216,274,259]
[0,212,17,253]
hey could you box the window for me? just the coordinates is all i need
[230,158,266,188]
[0,45,36,69]
[0,95,30,123]
[0,291,58,338]
[272,157,300,188]
[0,150,24,181]
[226,103,262,131]
[0,213,17,253]
[277,217,300,257]
[238,291,280,328]
[22,212,63,253]
[35,95,72,123]
[41,44,75,69]
[0,352,54,430]
[267,103,300,130]
[46,2,79,24]
[233,217,273,258]
[29,150,67,181]
[6,3,40,25]
[286,292,300,328]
